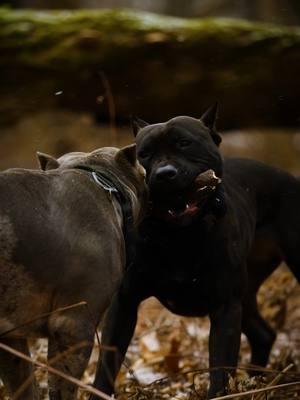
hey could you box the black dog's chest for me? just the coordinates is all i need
[139,222,229,316]
[156,278,214,316]
[152,255,227,316]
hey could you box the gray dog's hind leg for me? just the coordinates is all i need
[242,295,276,371]
[47,314,95,400]
[0,338,39,399]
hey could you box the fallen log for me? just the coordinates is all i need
[1,8,300,128]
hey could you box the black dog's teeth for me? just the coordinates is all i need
[167,201,194,216]
[173,203,186,213]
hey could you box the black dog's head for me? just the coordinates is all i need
[132,104,223,224]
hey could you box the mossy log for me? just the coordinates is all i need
[1,8,300,128]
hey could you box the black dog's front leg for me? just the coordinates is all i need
[90,292,139,398]
[90,266,148,399]
[208,299,242,398]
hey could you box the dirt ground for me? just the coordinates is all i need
[1,265,299,399]
[109,265,300,399]
[88,265,300,399]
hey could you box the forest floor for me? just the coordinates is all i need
[105,265,300,399]
[1,265,300,399]
[86,265,300,399]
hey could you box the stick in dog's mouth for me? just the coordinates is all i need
[195,169,221,193]
[165,170,222,220]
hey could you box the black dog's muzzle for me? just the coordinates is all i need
[154,164,178,182]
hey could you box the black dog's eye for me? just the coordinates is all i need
[138,150,150,159]
[177,139,192,148]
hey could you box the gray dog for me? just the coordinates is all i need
[0,144,146,399]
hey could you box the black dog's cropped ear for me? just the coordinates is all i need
[117,144,137,166]
[200,103,218,130]
[131,115,149,137]
[200,103,222,146]
[36,152,59,171]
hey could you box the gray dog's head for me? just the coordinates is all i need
[132,105,223,221]
[37,144,147,224]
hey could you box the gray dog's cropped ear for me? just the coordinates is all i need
[36,152,59,171]
[200,103,222,146]
[117,144,137,166]
[131,116,149,137]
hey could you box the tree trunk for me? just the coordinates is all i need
[1,8,300,129]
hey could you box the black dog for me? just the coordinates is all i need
[92,105,300,398]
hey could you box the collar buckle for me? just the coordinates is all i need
[91,171,118,201]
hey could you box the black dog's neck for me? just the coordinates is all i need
[202,183,227,220]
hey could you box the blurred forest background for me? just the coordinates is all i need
[2,1,300,399]
[1,0,300,170]
[3,0,300,24]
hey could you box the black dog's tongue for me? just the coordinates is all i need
[149,193,199,223]
[167,201,200,219]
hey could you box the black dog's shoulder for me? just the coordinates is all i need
[224,156,296,178]
[223,156,300,191]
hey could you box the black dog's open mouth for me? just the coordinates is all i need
[166,200,201,219]
[153,170,221,223]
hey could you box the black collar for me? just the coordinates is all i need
[74,165,136,268]
[204,183,227,220]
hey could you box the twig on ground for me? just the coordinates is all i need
[255,363,294,400]
[12,341,91,400]
[209,380,300,400]
[0,342,114,400]
[0,301,88,338]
